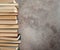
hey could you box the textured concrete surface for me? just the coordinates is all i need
[17,0,60,50]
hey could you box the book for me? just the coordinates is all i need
[0,32,17,34]
[0,0,18,7]
[0,3,18,7]
[0,33,18,37]
[0,43,18,47]
[0,35,20,41]
[0,30,17,32]
[0,15,17,19]
[0,7,17,12]
[0,20,18,24]
[0,0,14,3]
[0,25,18,29]
[0,47,18,50]
[0,40,21,44]
[0,12,17,15]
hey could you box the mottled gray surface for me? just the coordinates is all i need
[17,0,60,50]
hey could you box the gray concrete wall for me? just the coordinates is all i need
[17,0,60,50]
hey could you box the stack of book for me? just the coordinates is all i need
[0,0,21,50]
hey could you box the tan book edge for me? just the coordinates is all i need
[0,32,17,34]
[0,20,18,24]
[0,0,18,7]
[0,25,18,29]
[0,16,17,19]
[0,3,18,7]
[0,43,18,47]
[0,0,14,3]
[0,7,17,12]
[0,12,17,15]
[0,33,18,37]
[0,47,18,50]
[0,40,21,44]
[0,35,20,41]
[0,30,17,32]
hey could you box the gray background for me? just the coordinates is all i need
[17,0,60,50]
